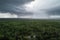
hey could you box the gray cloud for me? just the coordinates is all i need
[0,0,34,15]
[47,6,60,15]
[0,0,60,19]
[0,0,34,5]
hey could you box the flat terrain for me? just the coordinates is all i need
[0,18,60,40]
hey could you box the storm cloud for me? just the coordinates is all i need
[47,6,60,15]
[0,0,60,19]
[0,0,34,15]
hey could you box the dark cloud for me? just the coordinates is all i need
[0,0,34,15]
[47,6,60,15]
[0,0,34,6]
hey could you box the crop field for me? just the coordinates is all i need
[0,19,60,40]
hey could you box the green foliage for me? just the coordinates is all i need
[0,20,60,40]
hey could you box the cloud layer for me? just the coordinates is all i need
[0,0,34,16]
[0,0,60,19]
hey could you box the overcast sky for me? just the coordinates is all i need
[0,0,60,19]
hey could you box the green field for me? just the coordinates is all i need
[0,19,60,40]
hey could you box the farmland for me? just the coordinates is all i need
[0,19,60,40]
